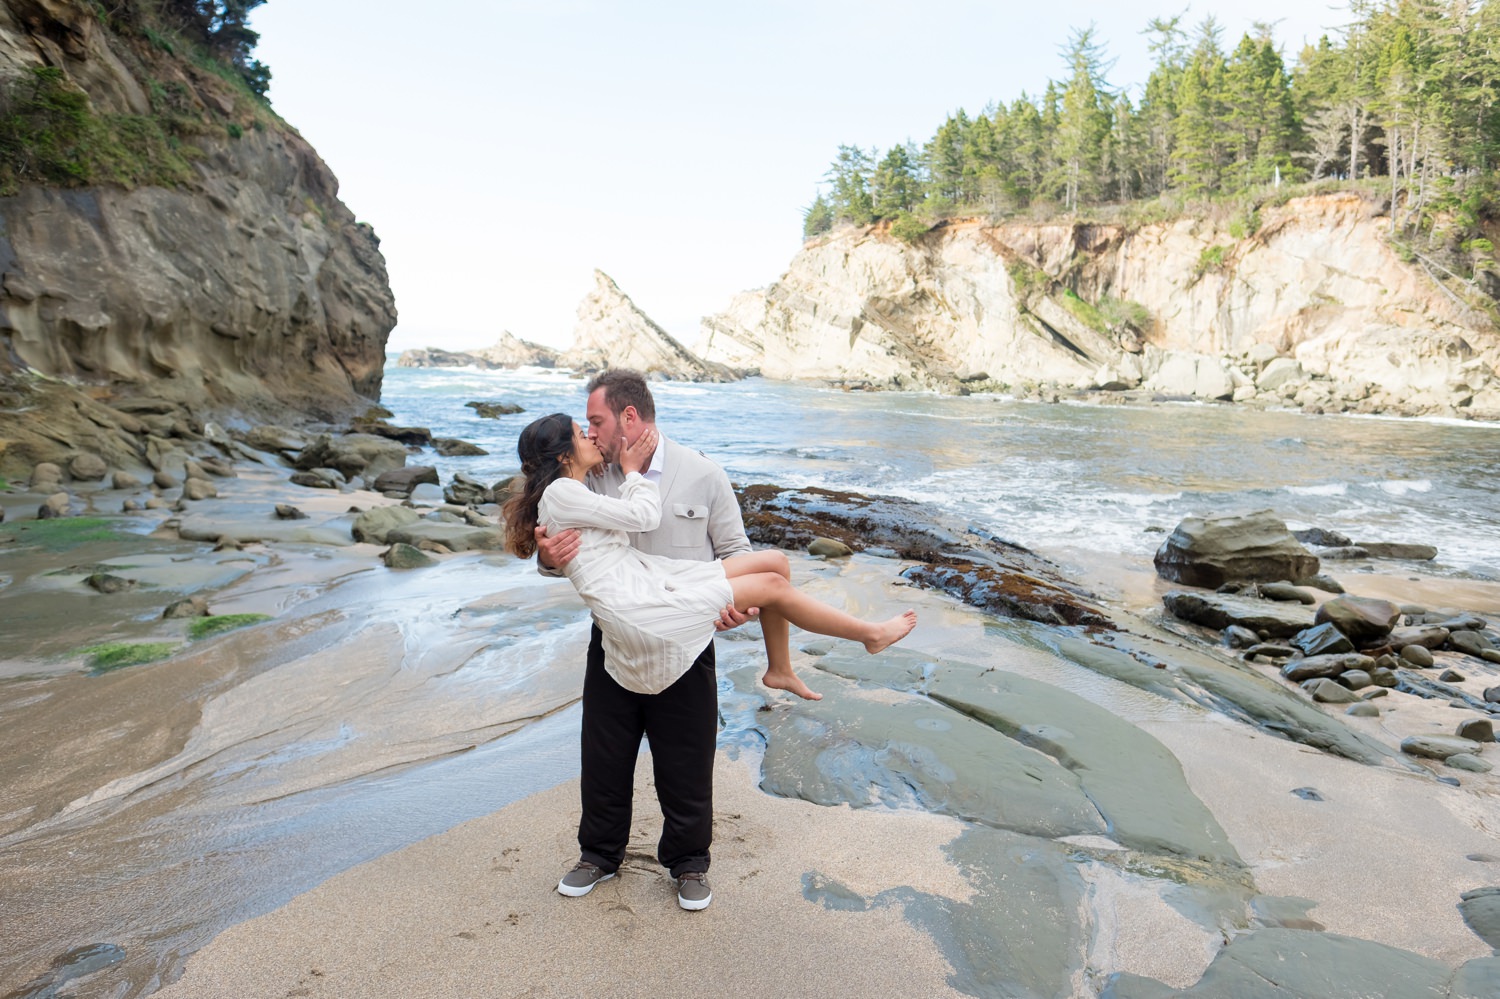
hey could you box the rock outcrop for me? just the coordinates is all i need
[396,331,560,370]
[562,269,737,382]
[0,0,396,477]
[697,192,1500,417]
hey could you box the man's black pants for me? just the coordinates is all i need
[577,624,717,879]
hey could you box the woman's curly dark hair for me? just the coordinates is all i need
[503,412,576,558]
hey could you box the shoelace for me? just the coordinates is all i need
[679,872,707,883]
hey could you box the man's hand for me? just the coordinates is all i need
[715,603,757,632]
[535,524,581,570]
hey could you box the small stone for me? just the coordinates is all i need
[1243,642,1296,661]
[1346,703,1380,717]
[1260,582,1317,604]
[1303,677,1359,703]
[111,471,144,490]
[68,453,108,481]
[121,500,140,512]
[1223,624,1260,648]
[1483,649,1500,665]
[154,471,180,489]
[274,504,308,520]
[163,596,210,619]
[38,492,71,519]
[1400,645,1435,667]
[1362,688,1389,699]
[1400,735,1482,760]
[1290,622,1355,656]
[144,497,167,510]
[1457,719,1496,743]
[291,470,341,489]
[1290,787,1324,800]
[1293,573,1345,594]
[1439,668,1467,683]
[214,536,242,551]
[1315,594,1402,643]
[184,460,210,482]
[1483,687,1500,704]
[382,543,436,569]
[1450,631,1494,657]
[1340,669,1373,690]
[85,572,136,594]
[29,462,63,490]
[1446,753,1493,773]
[808,538,853,558]
[1281,653,1372,683]
[182,479,217,501]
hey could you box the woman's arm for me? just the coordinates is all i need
[543,475,662,533]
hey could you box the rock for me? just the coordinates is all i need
[1340,670,1373,690]
[1389,625,1450,650]
[1281,653,1373,682]
[1243,642,1297,661]
[1318,546,1371,560]
[444,473,494,506]
[153,471,180,489]
[1162,590,1316,637]
[111,470,144,490]
[1363,687,1390,698]
[214,536,242,551]
[1458,719,1496,743]
[465,400,525,418]
[37,491,73,518]
[1486,686,1500,704]
[29,462,63,490]
[1429,613,1487,630]
[163,596,209,619]
[1153,510,1319,588]
[351,506,422,544]
[1483,649,1500,665]
[1294,573,1345,594]
[68,453,108,481]
[808,538,853,558]
[1400,645,1436,667]
[184,460,210,482]
[372,466,440,496]
[1293,527,1352,548]
[1371,667,1399,687]
[1314,595,1401,644]
[1400,735,1482,760]
[195,457,237,478]
[1447,753,1493,773]
[1259,581,1318,604]
[85,572,135,594]
[1346,703,1380,717]
[561,269,740,381]
[291,470,341,489]
[1373,653,1399,670]
[295,434,409,481]
[434,438,489,457]
[275,504,309,520]
[384,522,508,552]
[1223,624,1261,648]
[144,497,167,510]
[182,479,218,500]
[243,425,312,453]
[1353,541,1439,560]
[382,543,436,569]
[1257,357,1306,391]
[1439,668,1466,682]
[1303,677,1359,703]
[1450,631,1495,657]
[1289,622,1356,657]
[354,422,432,447]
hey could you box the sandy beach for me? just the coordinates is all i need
[5,451,1500,998]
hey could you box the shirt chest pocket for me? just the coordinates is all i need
[670,503,709,550]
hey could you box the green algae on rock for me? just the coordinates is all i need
[80,641,178,672]
[188,614,271,641]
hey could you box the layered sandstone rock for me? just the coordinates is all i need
[699,192,1500,416]
[397,331,560,370]
[563,269,736,382]
[0,0,396,475]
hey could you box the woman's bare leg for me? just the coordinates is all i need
[723,552,821,699]
[728,571,916,659]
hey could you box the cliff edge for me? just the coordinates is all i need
[0,0,396,476]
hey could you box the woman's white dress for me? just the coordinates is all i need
[539,472,734,694]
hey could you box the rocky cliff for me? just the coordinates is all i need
[698,192,1500,418]
[561,269,736,381]
[0,0,396,476]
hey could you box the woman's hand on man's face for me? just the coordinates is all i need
[619,428,658,476]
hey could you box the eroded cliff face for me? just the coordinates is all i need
[699,192,1500,417]
[0,0,395,473]
[562,269,736,382]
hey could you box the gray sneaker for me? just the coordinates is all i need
[676,871,711,911]
[557,861,615,897]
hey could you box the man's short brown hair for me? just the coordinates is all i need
[586,368,656,422]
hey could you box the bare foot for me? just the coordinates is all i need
[763,670,823,700]
[864,611,917,654]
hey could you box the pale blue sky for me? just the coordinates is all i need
[252,1,1352,351]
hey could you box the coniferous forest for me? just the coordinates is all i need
[806,1,1500,265]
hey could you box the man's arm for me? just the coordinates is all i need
[534,524,580,576]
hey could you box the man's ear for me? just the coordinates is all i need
[620,406,638,430]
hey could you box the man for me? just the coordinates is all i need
[535,368,753,911]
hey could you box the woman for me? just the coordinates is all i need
[503,413,916,700]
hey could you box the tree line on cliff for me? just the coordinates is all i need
[807,1,1500,259]
[0,0,269,194]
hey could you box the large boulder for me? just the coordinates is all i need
[1314,595,1402,644]
[351,506,422,544]
[1154,510,1320,588]
[295,434,409,481]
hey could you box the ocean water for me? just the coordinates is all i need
[381,361,1500,580]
